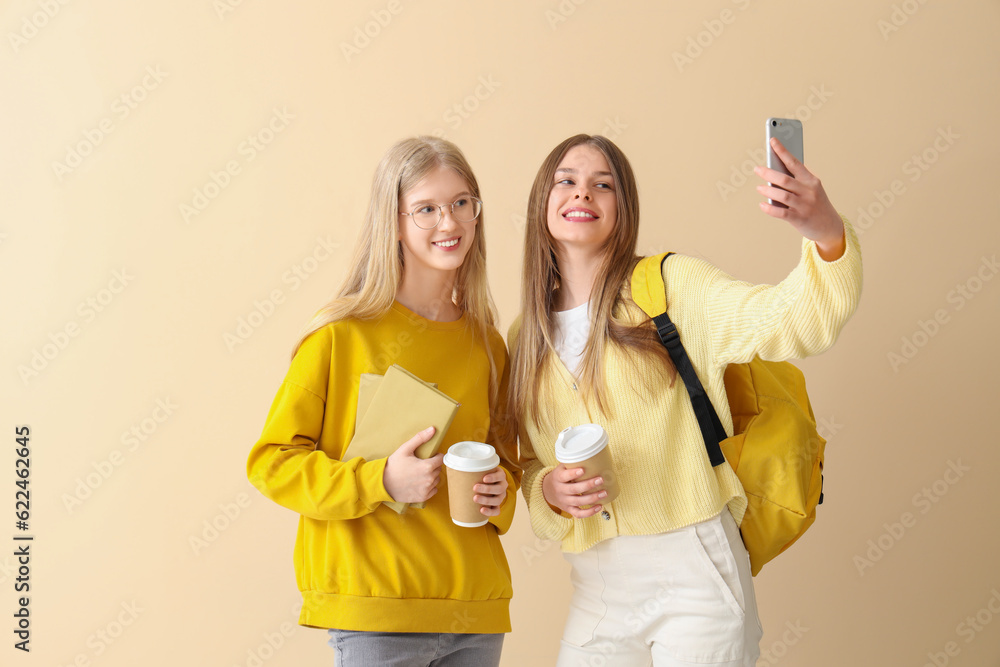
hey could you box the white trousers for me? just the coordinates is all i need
[557,509,763,666]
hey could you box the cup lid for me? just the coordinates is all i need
[554,424,608,464]
[443,441,500,472]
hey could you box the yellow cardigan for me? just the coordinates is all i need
[514,219,863,554]
[247,301,518,632]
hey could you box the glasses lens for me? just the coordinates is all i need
[411,205,439,229]
[452,198,481,222]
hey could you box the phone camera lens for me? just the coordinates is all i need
[771,120,777,127]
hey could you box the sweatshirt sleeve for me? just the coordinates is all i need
[665,215,863,366]
[246,327,395,520]
[486,338,520,535]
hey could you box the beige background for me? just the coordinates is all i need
[2,0,998,665]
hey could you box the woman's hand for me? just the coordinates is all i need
[473,468,509,517]
[383,427,443,503]
[755,137,846,261]
[542,464,607,518]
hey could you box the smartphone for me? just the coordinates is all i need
[765,118,803,208]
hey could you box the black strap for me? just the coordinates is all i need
[652,256,727,467]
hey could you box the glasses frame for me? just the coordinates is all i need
[400,197,482,230]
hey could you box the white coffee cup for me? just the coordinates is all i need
[554,424,619,504]
[443,442,500,527]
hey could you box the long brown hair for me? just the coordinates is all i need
[510,134,676,428]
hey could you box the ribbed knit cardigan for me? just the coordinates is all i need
[512,218,863,553]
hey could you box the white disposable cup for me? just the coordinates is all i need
[444,442,500,527]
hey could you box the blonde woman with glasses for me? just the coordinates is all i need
[509,134,862,666]
[247,136,518,666]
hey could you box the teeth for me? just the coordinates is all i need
[434,239,459,248]
[565,211,595,218]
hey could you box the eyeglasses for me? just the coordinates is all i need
[400,197,482,230]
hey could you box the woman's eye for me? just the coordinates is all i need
[453,198,469,208]
[557,179,574,186]
[416,205,436,215]
[596,182,612,189]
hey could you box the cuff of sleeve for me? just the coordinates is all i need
[803,213,861,264]
[487,466,518,535]
[801,214,863,301]
[357,457,395,509]
[525,465,573,543]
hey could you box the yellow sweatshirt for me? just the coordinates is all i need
[247,301,518,633]
[514,219,863,554]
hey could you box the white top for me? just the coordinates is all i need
[551,301,590,378]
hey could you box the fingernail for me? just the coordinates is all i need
[599,491,607,499]
[594,477,603,487]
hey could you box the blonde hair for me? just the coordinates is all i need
[292,136,514,459]
[510,134,676,428]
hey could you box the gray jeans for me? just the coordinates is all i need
[327,630,504,667]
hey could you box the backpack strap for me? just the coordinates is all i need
[630,253,671,318]
[631,253,727,468]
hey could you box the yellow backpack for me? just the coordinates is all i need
[631,253,825,576]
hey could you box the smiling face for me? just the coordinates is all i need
[397,164,479,277]
[546,144,618,254]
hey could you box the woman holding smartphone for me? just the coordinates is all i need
[247,136,518,667]
[509,134,862,666]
